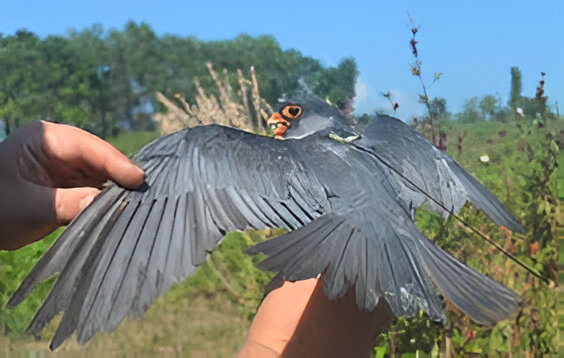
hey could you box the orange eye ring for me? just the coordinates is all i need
[280,104,302,121]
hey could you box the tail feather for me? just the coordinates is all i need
[415,233,519,325]
[247,214,344,281]
[247,213,518,325]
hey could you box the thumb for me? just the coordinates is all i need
[54,187,100,225]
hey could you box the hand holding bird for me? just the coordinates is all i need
[4,96,524,355]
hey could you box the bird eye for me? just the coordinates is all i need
[280,104,302,120]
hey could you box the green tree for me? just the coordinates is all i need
[0,24,357,135]
[68,25,114,136]
[313,57,358,110]
[509,66,522,110]
[429,97,447,118]
[0,30,43,133]
[456,97,482,123]
[479,95,500,121]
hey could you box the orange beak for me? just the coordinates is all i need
[266,113,290,139]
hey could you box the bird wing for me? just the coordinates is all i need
[247,140,519,326]
[8,124,330,349]
[355,115,524,233]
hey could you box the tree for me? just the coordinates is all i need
[509,66,522,110]
[479,95,500,121]
[429,97,447,118]
[0,30,43,133]
[0,24,355,135]
[457,97,482,122]
[313,57,358,110]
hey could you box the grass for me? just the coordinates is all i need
[106,130,160,158]
[556,123,563,353]
[558,150,564,199]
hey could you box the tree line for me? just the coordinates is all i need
[0,21,358,138]
[435,67,551,124]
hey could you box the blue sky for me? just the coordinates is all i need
[1,1,562,118]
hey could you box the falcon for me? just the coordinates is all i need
[9,95,523,349]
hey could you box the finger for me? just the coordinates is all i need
[54,187,100,225]
[43,121,145,189]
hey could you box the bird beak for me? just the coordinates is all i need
[266,113,290,139]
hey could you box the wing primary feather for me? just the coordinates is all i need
[253,198,287,228]
[191,189,223,265]
[222,187,261,228]
[132,197,173,315]
[104,198,161,331]
[171,194,188,279]
[143,155,175,197]
[178,192,195,277]
[224,187,270,229]
[24,191,127,337]
[237,193,280,228]
[157,196,182,293]
[279,201,306,226]
[167,195,188,281]
[287,186,317,222]
[48,199,141,349]
[7,187,124,307]
[261,199,298,230]
[202,189,237,233]
[68,200,143,347]
[131,197,168,316]
[12,125,338,348]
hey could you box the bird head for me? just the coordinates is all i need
[267,96,354,140]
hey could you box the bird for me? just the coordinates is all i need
[8,95,524,350]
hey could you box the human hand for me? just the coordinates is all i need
[238,278,393,358]
[0,120,145,250]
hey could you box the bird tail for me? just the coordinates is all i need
[247,213,519,326]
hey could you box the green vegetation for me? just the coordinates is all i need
[0,230,59,336]
[0,23,358,138]
[558,150,564,199]
[366,116,559,356]
[106,130,159,157]
[370,20,560,354]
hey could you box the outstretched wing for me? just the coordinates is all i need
[247,139,519,326]
[8,125,330,349]
[356,115,524,233]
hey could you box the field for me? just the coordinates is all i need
[559,150,564,199]
[1,117,561,357]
